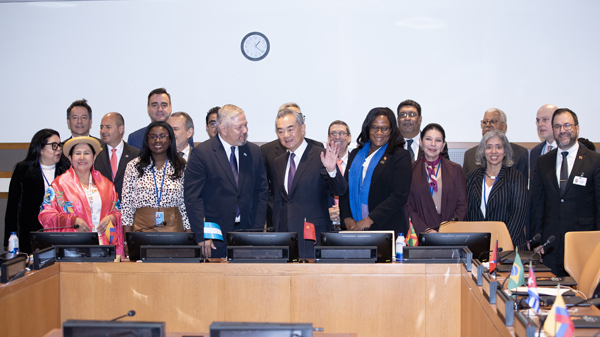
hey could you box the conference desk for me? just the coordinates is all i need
[1,260,598,337]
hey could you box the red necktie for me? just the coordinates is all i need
[110,149,118,180]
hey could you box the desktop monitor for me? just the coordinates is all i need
[419,232,491,261]
[30,232,99,252]
[126,232,196,261]
[227,232,299,262]
[320,231,395,263]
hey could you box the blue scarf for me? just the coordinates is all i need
[348,141,388,221]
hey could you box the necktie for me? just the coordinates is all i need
[229,146,240,217]
[288,153,296,194]
[110,149,118,180]
[560,151,569,195]
[547,145,553,153]
[337,159,344,176]
[407,139,415,162]
[178,151,185,158]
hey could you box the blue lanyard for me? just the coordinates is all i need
[483,167,498,209]
[39,162,51,187]
[428,162,441,196]
[152,158,169,208]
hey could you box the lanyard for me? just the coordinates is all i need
[152,158,169,208]
[39,162,51,187]
[483,167,498,209]
[428,162,441,196]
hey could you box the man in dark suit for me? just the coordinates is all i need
[261,102,324,229]
[63,99,102,144]
[463,108,528,179]
[167,112,194,162]
[530,104,558,176]
[397,99,449,161]
[127,88,194,149]
[205,106,219,139]
[272,109,347,258]
[94,112,139,200]
[530,108,600,276]
[184,105,268,258]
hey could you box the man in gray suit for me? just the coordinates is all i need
[462,108,529,179]
[530,104,558,176]
[94,112,139,200]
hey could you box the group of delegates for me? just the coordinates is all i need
[4,89,599,276]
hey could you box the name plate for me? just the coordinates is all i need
[55,245,116,262]
[32,246,56,270]
[140,245,207,263]
[514,311,537,337]
[482,273,498,304]
[227,246,290,263]
[471,259,484,286]
[496,289,515,326]
[314,246,377,263]
[0,255,27,283]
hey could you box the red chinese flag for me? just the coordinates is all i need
[304,221,316,244]
[489,239,498,273]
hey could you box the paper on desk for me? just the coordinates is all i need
[511,287,570,296]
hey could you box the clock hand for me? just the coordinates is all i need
[255,41,260,47]
[256,46,264,53]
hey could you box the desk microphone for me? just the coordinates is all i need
[110,310,136,321]
[517,234,542,251]
[36,224,80,232]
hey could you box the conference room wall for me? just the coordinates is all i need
[0,0,599,146]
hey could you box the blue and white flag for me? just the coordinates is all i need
[526,264,541,313]
[204,222,223,240]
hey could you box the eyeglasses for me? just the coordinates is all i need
[44,142,62,151]
[148,133,169,141]
[481,119,500,127]
[329,131,348,137]
[370,126,390,134]
[398,111,418,118]
[207,122,217,128]
[552,123,577,131]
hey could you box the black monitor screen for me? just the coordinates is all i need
[419,232,491,261]
[30,232,99,252]
[126,232,196,261]
[227,232,299,262]
[320,231,394,263]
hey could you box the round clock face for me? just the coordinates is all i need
[241,32,270,61]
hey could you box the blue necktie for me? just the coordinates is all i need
[230,146,240,217]
[288,153,296,194]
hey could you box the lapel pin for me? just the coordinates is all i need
[244,153,247,156]
[579,156,583,160]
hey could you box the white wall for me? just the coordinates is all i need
[1,0,598,144]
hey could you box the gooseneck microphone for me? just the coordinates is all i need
[36,224,80,232]
[517,233,542,251]
[110,310,136,321]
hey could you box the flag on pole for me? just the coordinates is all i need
[104,220,116,244]
[543,285,575,337]
[507,248,525,290]
[304,219,316,244]
[526,262,541,313]
[489,239,499,273]
[204,222,223,240]
[405,220,419,247]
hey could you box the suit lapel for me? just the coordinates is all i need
[487,167,506,204]
[115,143,134,179]
[290,143,314,196]
[564,147,587,195]
[96,144,112,180]
[545,150,561,195]
[237,144,249,192]
[212,137,237,189]
[275,152,290,199]
[370,150,390,187]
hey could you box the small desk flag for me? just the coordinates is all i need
[304,220,316,244]
[526,262,541,313]
[543,284,575,337]
[489,239,498,273]
[507,248,525,290]
[405,220,419,247]
[204,222,223,240]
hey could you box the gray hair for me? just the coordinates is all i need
[485,108,507,124]
[278,102,301,112]
[171,111,194,131]
[217,104,244,128]
[275,108,304,130]
[474,130,514,167]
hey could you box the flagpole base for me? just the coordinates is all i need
[299,259,310,263]
[200,258,210,263]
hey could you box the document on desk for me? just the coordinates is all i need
[510,287,570,296]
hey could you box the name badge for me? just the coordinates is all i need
[155,212,165,226]
[573,176,587,186]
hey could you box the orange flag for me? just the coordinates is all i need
[304,219,316,244]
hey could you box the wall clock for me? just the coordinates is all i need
[241,32,270,61]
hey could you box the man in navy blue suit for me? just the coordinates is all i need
[184,105,268,258]
[127,88,194,149]
[530,104,558,176]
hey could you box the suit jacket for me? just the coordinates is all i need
[529,141,547,178]
[261,137,324,229]
[272,142,346,258]
[405,157,468,233]
[465,166,528,248]
[4,160,70,253]
[94,141,139,200]
[530,146,600,276]
[184,136,268,257]
[128,126,194,150]
[462,142,529,180]
[339,146,413,237]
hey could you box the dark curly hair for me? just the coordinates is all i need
[356,107,405,154]
[136,121,185,179]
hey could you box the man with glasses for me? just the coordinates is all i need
[462,108,529,179]
[327,120,351,229]
[530,108,600,276]
[530,104,558,176]
[260,102,324,229]
[397,99,449,161]
[205,106,219,139]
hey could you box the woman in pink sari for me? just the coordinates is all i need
[38,137,124,257]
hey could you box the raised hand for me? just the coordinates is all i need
[320,140,340,173]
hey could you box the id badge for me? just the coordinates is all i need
[574,176,587,186]
[155,212,165,226]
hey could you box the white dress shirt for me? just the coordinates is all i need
[541,140,557,155]
[218,134,240,222]
[107,140,124,168]
[404,132,420,159]
[555,142,579,187]
[180,144,191,162]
